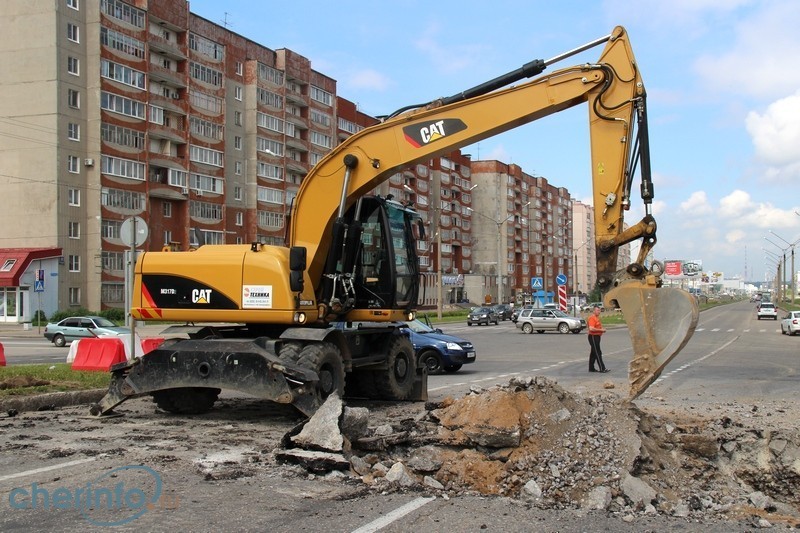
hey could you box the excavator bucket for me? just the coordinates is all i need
[606,278,699,399]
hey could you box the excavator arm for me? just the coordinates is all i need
[292,25,697,398]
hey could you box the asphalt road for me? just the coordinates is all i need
[0,301,796,532]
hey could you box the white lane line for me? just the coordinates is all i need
[727,329,735,332]
[711,328,720,332]
[351,496,436,533]
[648,336,739,391]
[0,457,97,483]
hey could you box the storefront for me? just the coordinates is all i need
[0,248,62,323]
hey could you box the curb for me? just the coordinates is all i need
[0,389,105,414]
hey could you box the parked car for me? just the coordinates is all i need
[492,303,514,321]
[780,311,800,335]
[333,319,476,374]
[585,302,605,312]
[401,318,476,373]
[467,306,499,326]
[515,308,584,334]
[43,316,130,347]
[756,302,778,320]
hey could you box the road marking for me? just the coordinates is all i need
[0,457,97,483]
[711,328,720,332]
[647,336,739,391]
[695,328,705,332]
[351,496,435,533]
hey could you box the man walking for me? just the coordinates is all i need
[587,305,608,373]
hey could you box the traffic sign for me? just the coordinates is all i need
[34,280,44,292]
[531,277,543,289]
[558,285,567,311]
[556,273,567,286]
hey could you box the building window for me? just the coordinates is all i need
[67,0,79,9]
[310,86,332,106]
[234,86,242,101]
[68,221,80,239]
[234,136,242,150]
[235,61,243,76]
[68,255,80,272]
[101,0,145,28]
[310,131,332,149]
[68,89,80,108]
[235,161,242,175]
[235,212,243,226]
[189,61,223,86]
[101,59,145,89]
[68,155,79,173]
[101,251,124,271]
[149,105,164,125]
[188,33,224,61]
[163,202,172,218]
[189,145,224,167]
[257,186,283,204]
[101,91,145,119]
[101,155,146,180]
[101,122,145,148]
[1,259,17,272]
[234,186,242,201]
[257,112,284,133]
[234,111,242,126]
[68,123,80,140]
[101,187,145,209]
[189,116,224,140]
[67,56,79,76]
[101,283,124,303]
[67,23,79,43]
[69,287,81,306]
[100,27,145,58]
[101,219,122,239]
[68,188,80,206]
[163,230,172,245]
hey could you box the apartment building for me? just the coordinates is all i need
[469,161,573,304]
[0,0,580,321]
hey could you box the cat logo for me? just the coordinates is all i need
[403,118,467,148]
[192,289,212,304]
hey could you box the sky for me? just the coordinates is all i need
[190,0,800,282]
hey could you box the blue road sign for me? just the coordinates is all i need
[556,273,567,286]
[34,280,45,292]
[531,277,543,289]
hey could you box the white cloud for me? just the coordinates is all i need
[346,69,392,92]
[745,90,800,182]
[413,22,484,74]
[693,1,800,98]
[718,189,753,219]
[679,191,713,216]
[726,229,746,244]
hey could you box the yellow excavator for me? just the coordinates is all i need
[91,26,697,417]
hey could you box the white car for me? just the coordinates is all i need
[756,302,778,320]
[515,308,584,334]
[781,311,800,335]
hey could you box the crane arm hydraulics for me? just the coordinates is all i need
[291,26,698,398]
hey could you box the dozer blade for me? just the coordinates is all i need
[606,279,699,399]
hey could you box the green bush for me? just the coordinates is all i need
[47,307,125,325]
[31,310,48,326]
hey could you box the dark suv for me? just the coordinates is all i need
[492,303,513,321]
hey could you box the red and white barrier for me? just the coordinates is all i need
[70,337,127,371]
[0,342,6,366]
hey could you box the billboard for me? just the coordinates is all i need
[663,259,704,279]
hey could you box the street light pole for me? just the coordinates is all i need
[769,230,799,304]
[765,236,789,303]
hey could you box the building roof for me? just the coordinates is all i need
[0,248,62,287]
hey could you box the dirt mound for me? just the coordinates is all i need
[0,376,50,390]
[282,376,800,526]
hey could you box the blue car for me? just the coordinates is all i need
[401,318,476,374]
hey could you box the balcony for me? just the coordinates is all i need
[148,63,187,88]
[148,122,186,144]
[148,91,187,115]
[148,33,186,61]
[285,113,308,129]
[285,92,307,107]
[286,138,308,152]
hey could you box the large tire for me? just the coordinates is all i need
[284,342,345,401]
[558,322,570,334]
[152,387,220,414]
[53,334,66,347]
[522,322,533,334]
[420,350,443,375]
[374,335,416,400]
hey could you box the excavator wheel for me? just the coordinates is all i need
[283,341,345,401]
[152,387,221,415]
[374,335,416,400]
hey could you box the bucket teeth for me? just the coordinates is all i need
[607,280,699,399]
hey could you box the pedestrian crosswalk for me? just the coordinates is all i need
[694,327,785,334]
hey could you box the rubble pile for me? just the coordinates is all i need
[278,377,800,525]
